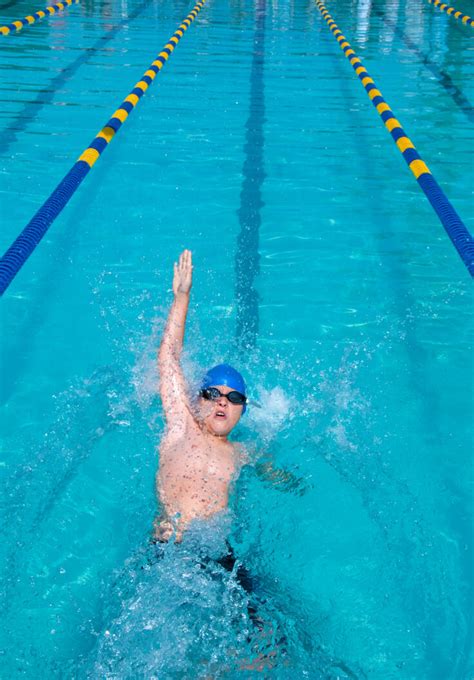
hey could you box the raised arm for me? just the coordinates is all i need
[158,250,194,433]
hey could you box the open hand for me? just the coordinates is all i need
[172,249,193,296]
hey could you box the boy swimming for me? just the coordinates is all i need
[151,250,305,671]
[154,249,248,543]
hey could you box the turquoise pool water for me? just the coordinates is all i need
[1,0,473,676]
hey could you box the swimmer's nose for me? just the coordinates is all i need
[217,394,228,407]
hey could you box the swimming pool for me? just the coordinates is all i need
[1,0,473,676]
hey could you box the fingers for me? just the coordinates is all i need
[173,250,192,296]
[178,249,192,271]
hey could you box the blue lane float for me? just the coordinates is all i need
[0,0,207,296]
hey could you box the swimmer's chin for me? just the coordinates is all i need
[203,418,232,438]
[196,412,233,438]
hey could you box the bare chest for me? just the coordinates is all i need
[159,432,237,484]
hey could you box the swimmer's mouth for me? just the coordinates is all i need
[215,410,226,418]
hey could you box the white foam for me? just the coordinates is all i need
[247,386,291,443]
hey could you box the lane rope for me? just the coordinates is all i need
[0,0,206,295]
[0,0,79,35]
[314,0,474,276]
[427,0,474,27]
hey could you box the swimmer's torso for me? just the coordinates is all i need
[156,419,242,538]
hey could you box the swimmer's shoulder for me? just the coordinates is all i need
[232,441,255,466]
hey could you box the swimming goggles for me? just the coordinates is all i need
[200,387,247,406]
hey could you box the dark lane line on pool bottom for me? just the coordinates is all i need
[234,0,266,354]
[0,0,151,158]
[372,5,474,125]
[0,0,20,10]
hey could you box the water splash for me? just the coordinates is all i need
[246,385,291,445]
[87,514,292,679]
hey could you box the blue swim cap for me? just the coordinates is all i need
[201,364,247,413]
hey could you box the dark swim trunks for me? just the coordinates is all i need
[204,542,263,630]
[208,542,256,593]
[149,536,288,667]
[150,538,263,630]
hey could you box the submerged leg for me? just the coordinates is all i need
[215,545,288,670]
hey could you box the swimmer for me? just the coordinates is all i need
[154,249,250,542]
[153,250,302,670]
[155,250,305,543]
[155,250,302,542]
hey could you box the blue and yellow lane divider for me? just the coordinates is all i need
[0,0,206,295]
[427,0,474,27]
[0,0,79,36]
[315,0,474,276]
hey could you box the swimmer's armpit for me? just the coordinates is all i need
[255,459,308,496]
